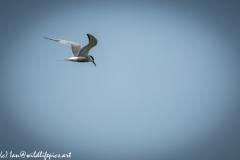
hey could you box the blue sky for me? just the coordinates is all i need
[1,1,240,160]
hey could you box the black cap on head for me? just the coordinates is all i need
[90,56,94,61]
[90,56,96,66]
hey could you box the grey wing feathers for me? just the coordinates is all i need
[44,37,82,57]
[78,34,97,56]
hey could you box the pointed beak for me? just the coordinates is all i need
[93,61,96,67]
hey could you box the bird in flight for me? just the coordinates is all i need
[44,34,97,66]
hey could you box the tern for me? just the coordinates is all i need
[44,34,97,66]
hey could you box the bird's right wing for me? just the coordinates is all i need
[44,37,82,57]
[78,34,97,56]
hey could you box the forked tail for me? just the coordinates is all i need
[55,59,68,61]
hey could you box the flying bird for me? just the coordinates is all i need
[44,34,97,66]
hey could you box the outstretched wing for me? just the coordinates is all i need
[44,37,82,57]
[78,34,97,57]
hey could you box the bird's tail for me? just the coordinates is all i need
[55,59,68,61]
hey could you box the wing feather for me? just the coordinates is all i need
[78,34,97,56]
[44,37,82,57]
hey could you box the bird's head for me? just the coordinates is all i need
[90,55,96,67]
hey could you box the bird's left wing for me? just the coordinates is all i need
[78,34,97,56]
[44,37,82,57]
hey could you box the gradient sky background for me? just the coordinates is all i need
[1,0,240,160]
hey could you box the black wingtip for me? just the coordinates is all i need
[86,34,91,41]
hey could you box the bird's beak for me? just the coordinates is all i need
[93,61,96,67]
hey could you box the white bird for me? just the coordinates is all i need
[44,34,97,66]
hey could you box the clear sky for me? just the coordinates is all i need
[1,1,240,160]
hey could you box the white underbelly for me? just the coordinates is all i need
[67,57,87,62]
